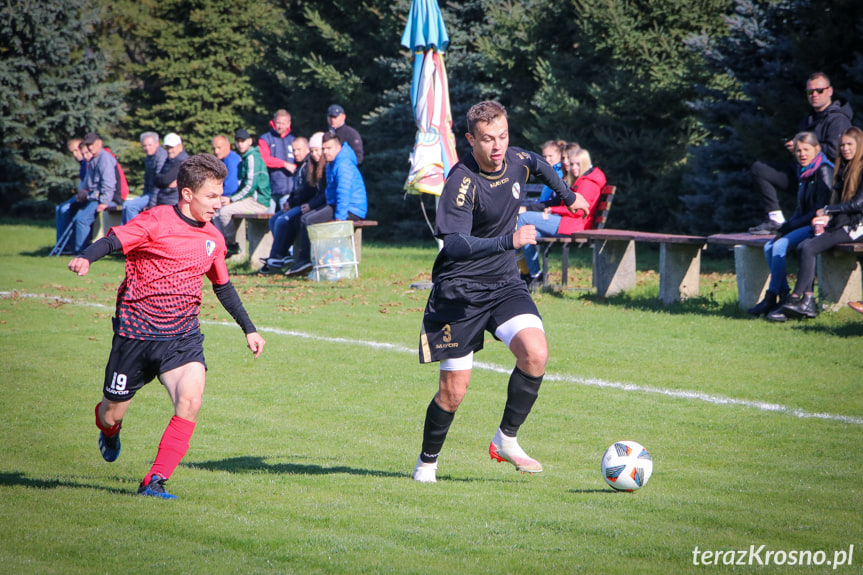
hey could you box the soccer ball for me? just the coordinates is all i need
[601,440,653,492]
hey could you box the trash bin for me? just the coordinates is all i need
[308,221,359,281]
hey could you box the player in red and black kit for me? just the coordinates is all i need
[412,101,590,483]
[69,153,266,499]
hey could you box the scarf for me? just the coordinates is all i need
[799,151,833,181]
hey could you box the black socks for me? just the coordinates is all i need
[420,398,455,463]
[499,367,543,437]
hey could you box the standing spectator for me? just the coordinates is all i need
[749,72,853,234]
[285,132,367,277]
[122,132,167,224]
[327,104,364,165]
[258,109,296,209]
[67,153,266,499]
[150,133,189,208]
[213,129,272,254]
[211,135,241,197]
[55,138,89,250]
[63,133,118,254]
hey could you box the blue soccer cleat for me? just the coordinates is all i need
[98,431,121,462]
[137,474,177,500]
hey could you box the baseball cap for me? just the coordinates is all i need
[309,132,324,149]
[234,128,251,141]
[327,104,345,117]
[163,133,182,147]
[82,132,100,145]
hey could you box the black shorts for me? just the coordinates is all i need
[418,277,540,364]
[102,332,207,401]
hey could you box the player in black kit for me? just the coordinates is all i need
[413,101,590,482]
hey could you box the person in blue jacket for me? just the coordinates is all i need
[211,135,241,197]
[285,132,367,277]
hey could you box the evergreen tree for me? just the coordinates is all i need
[0,0,124,212]
[680,0,863,234]
[113,0,286,156]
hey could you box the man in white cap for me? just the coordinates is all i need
[150,132,189,208]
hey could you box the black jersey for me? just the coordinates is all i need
[432,146,575,283]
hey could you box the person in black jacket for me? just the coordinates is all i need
[781,127,863,318]
[747,132,834,320]
[749,72,853,234]
[326,104,364,165]
[149,133,190,208]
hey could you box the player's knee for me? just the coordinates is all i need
[174,395,202,420]
[519,343,548,376]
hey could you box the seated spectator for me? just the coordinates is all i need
[748,72,852,234]
[211,135,242,197]
[214,129,272,254]
[55,138,89,251]
[562,142,581,187]
[746,132,834,320]
[65,133,120,254]
[285,132,367,277]
[516,146,605,284]
[259,109,296,210]
[122,131,167,224]
[259,133,328,274]
[779,127,863,319]
[536,140,567,202]
[150,133,189,208]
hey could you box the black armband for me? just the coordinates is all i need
[79,235,122,263]
[441,233,514,261]
[212,281,257,334]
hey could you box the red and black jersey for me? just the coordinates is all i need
[109,205,229,340]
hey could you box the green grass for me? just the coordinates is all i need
[2,219,862,574]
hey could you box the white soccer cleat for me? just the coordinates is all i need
[412,457,438,483]
[489,428,543,474]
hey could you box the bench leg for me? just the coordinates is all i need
[92,210,123,242]
[560,243,570,287]
[353,228,363,262]
[230,218,249,263]
[734,245,770,311]
[592,239,636,297]
[246,220,273,271]
[659,243,702,304]
[816,251,862,311]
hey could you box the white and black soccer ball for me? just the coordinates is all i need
[601,440,653,492]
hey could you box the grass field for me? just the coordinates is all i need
[2,219,862,574]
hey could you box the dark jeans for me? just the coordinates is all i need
[794,227,853,295]
[751,160,797,214]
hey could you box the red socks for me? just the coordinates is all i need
[94,402,121,437]
[143,416,196,486]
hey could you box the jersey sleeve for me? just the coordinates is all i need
[434,168,476,238]
[206,249,231,286]
[110,210,157,253]
[522,149,575,205]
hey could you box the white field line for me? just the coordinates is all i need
[5,291,862,426]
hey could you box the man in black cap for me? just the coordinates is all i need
[327,104,364,165]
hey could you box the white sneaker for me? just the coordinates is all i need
[412,456,438,483]
[489,428,543,473]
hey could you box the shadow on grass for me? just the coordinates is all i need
[188,455,405,479]
[188,456,522,483]
[792,321,863,338]
[568,488,620,495]
[0,471,132,495]
[545,290,747,319]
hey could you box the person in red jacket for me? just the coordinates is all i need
[517,146,607,281]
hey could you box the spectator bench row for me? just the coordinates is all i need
[229,213,378,270]
[538,230,863,310]
[90,206,378,273]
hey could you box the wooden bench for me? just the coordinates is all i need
[535,185,616,288]
[706,233,863,311]
[92,205,123,241]
[231,213,377,271]
[569,229,707,304]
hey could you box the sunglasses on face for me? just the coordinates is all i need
[806,87,830,96]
